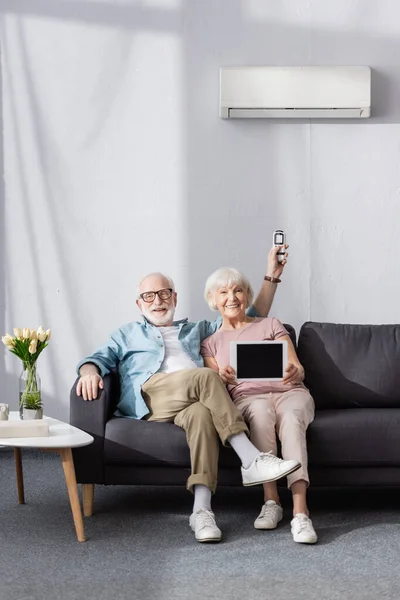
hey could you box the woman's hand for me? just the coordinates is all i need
[218,365,237,385]
[266,244,289,278]
[283,363,305,386]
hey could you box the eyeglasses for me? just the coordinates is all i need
[139,288,173,303]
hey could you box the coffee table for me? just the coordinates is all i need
[0,412,93,542]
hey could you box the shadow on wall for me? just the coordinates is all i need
[1,0,400,331]
[0,47,5,392]
[0,52,16,410]
[0,0,182,352]
[3,19,91,395]
[3,0,399,123]
[180,1,400,321]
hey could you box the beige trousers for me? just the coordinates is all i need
[234,388,315,488]
[142,368,248,493]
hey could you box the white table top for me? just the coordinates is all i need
[0,412,94,448]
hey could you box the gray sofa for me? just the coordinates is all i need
[70,322,400,497]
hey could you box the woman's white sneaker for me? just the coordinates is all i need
[189,508,222,543]
[241,452,301,486]
[291,513,318,544]
[254,500,283,530]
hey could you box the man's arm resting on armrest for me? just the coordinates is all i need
[79,363,100,377]
[77,362,104,401]
[76,331,122,400]
[70,374,116,485]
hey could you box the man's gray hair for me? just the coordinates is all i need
[136,272,175,299]
[204,267,254,311]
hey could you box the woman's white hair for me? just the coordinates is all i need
[136,272,175,299]
[204,267,254,311]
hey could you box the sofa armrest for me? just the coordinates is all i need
[70,373,117,484]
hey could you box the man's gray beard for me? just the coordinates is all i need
[142,306,175,327]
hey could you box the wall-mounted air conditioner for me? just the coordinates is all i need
[220,66,371,119]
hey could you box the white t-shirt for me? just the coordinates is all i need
[157,326,198,373]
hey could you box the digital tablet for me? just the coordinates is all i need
[230,340,288,381]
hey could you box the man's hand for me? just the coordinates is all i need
[282,363,305,386]
[76,367,104,401]
[218,365,237,385]
[266,244,289,279]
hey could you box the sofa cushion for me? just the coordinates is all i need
[104,417,242,468]
[307,409,400,467]
[297,322,400,409]
[105,417,191,466]
[105,409,400,471]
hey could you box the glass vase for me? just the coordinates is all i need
[19,362,42,419]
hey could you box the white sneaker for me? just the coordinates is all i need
[189,508,222,543]
[241,452,301,486]
[291,513,318,544]
[254,500,283,530]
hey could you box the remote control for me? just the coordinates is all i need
[273,230,286,263]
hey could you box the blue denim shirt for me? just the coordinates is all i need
[77,307,257,420]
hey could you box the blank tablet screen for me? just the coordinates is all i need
[233,342,286,380]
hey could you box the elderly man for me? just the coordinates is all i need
[76,247,300,543]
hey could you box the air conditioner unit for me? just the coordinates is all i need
[220,66,371,119]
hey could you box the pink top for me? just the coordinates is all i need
[201,317,299,401]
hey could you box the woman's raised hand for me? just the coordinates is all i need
[266,244,289,278]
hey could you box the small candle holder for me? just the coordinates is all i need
[0,403,9,420]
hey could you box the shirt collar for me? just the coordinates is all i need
[141,315,188,327]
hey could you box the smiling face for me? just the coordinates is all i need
[213,283,248,322]
[136,273,177,327]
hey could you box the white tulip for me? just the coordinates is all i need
[45,329,51,341]
[29,339,38,354]
[38,332,47,342]
[22,328,30,339]
[30,330,37,340]
[37,326,45,335]
[2,334,15,348]
[13,328,23,338]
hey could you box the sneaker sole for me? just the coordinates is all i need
[196,536,222,543]
[242,462,301,487]
[293,536,318,544]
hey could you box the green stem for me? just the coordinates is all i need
[20,362,41,409]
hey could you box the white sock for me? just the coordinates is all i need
[228,432,260,469]
[193,484,212,512]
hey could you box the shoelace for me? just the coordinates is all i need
[293,515,312,533]
[259,503,278,519]
[195,510,217,529]
[256,451,282,465]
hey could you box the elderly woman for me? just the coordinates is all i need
[200,267,317,544]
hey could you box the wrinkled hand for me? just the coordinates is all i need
[267,244,289,278]
[76,373,104,401]
[283,363,304,386]
[218,365,237,385]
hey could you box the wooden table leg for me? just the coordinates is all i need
[14,447,25,504]
[58,448,86,542]
[82,483,94,517]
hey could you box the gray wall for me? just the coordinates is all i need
[0,46,6,404]
[1,0,400,419]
